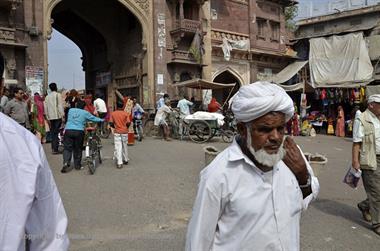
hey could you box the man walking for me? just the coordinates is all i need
[185,82,319,251]
[0,87,9,112]
[177,95,193,139]
[353,94,380,235]
[110,101,131,169]
[4,87,30,129]
[44,82,64,154]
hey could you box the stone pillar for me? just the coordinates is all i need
[200,1,211,81]
[179,0,184,21]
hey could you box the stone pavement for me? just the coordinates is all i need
[44,135,380,251]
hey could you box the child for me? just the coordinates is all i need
[110,101,131,169]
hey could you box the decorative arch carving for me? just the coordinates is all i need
[212,66,244,86]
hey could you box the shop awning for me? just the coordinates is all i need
[174,78,236,90]
[267,60,308,84]
[278,82,305,92]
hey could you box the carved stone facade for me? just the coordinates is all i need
[0,0,294,109]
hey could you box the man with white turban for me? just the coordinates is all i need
[185,81,319,251]
[353,94,380,235]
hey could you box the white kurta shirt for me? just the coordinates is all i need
[186,139,319,251]
[94,98,107,113]
[0,113,69,251]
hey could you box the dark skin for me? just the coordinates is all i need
[237,112,312,198]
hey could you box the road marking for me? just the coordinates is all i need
[334,147,343,151]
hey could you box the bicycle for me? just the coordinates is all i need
[84,123,102,174]
[134,111,144,141]
[97,119,111,139]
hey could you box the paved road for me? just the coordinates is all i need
[45,135,380,251]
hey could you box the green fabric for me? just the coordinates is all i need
[32,105,46,136]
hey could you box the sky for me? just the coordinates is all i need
[48,29,85,90]
[46,0,360,91]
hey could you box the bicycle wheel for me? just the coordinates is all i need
[87,157,96,175]
[221,129,235,143]
[188,120,211,143]
[98,148,102,164]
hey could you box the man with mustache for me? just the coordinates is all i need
[185,82,319,251]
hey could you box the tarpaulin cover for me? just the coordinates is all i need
[309,32,374,88]
[267,61,308,84]
[174,78,236,90]
[278,82,305,92]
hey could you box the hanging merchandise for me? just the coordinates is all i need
[320,88,327,100]
[360,87,366,103]
[350,89,356,104]
[315,89,320,100]
[327,118,335,135]
[328,89,334,105]
[353,88,360,104]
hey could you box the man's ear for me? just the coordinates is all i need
[237,122,247,138]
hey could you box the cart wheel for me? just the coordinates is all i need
[189,120,211,143]
[144,119,158,137]
[222,129,235,143]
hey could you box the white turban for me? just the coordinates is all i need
[230,81,294,122]
[368,94,380,104]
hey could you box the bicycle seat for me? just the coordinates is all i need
[86,127,97,132]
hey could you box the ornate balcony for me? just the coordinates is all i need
[0,26,15,43]
[169,49,199,65]
[172,19,201,33]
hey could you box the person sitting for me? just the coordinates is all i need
[208,97,221,113]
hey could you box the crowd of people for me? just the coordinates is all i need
[2,61,380,250]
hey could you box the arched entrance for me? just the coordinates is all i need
[212,70,241,105]
[43,0,154,108]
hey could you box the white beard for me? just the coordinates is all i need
[246,129,286,168]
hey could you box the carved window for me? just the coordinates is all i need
[257,18,266,39]
[270,21,280,41]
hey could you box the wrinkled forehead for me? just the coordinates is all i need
[247,111,286,125]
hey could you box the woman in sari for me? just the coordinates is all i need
[335,105,345,137]
[32,93,46,143]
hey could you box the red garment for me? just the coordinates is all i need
[33,94,45,125]
[110,110,131,134]
[208,98,221,113]
[84,96,95,114]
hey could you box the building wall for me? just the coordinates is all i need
[211,0,249,34]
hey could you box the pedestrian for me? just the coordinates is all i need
[93,93,107,118]
[4,87,30,129]
[0,53,69,251]
[335,105,345,137]
[62,100,103,173]
[185,81,319,251]
[177,94,193,139]
[83,94,96,115]
[157,93,169,110]
[44,82,64,154]
[0,87,9,112]
[110,101,131,169]
[132,96,145,141]
[31,93,46,144]
[154,98,172,141]
[352,94,380,234]
[64,89,79,119]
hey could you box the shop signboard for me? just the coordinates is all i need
[25,66,44,95]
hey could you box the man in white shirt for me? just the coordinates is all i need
[177,95,193,139]
[0,54,69,251]
[93,94,107,118]
[352,94,380,235]
[186,82,319,251]
[154,99,172,141]
[156,93,169,110]
[44,82,64,154]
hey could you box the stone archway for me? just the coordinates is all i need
[212,69,242,104]
[212,66,244,86]
[43,0,155,108]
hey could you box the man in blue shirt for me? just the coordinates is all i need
[62,100,103,173]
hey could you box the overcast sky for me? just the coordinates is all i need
[45,0,345,91]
